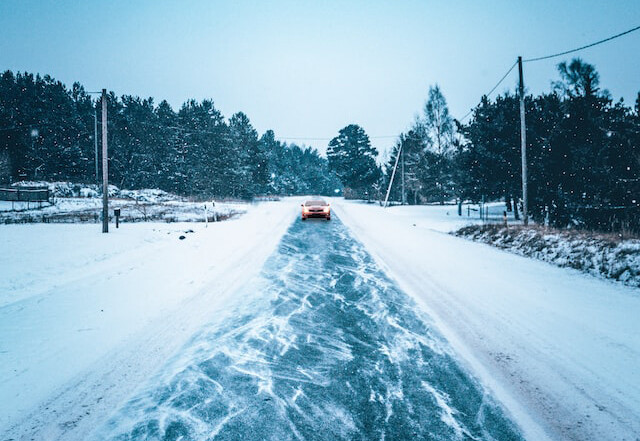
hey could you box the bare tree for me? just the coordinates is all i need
[423,85,454,154]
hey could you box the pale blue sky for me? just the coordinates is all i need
[1,0,639,156]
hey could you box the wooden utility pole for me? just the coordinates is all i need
[101,89,109,233]
[94,108,99,185]
[401,146,406,205]
[383,144,402,208]
[518,56,529,226]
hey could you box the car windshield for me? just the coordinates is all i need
[305,200,327,206]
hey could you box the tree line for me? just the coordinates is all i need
[0,70,341,198]
[371,58,639,232]
[2,60,639,233]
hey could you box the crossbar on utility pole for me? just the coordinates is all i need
[518,56,529,226]
[101,89,109,233]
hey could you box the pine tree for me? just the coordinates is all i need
[327,124,380,198]
[228,112,263,198]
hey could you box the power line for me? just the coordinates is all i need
[275,136,334,141]
[275,61,519,141]
[275,134,399,142]
[485,61,519,100]
[523,24,640,63]
[457,24,640,121]
[458,60,519,122]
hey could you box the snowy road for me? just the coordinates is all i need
[94,216,523,440]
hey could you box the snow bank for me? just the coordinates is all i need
[456,225,640,288]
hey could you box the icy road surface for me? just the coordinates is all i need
[95,216,524,441]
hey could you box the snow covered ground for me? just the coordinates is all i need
[0,198,246,224]
[333,199,640,441]
[0,200,298,439]
[456,224,640,288]
[0,181,247,224]
[2,197,638,440]
[372,201,514,233]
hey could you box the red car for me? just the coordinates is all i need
[301,200,331,220]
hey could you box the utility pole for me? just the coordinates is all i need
[94,108,99,186]
[101,89,109,233]
[518,56,529,226]
[383,144,402,208]
[401,146,406,205]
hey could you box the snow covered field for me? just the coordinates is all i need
[0,181,247,224]
[333,199,640,441]
[373,201,513,233]
[0,198,246,224]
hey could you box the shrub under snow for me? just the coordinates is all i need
[2,181,247,224]
[11,181,174,202]
[455,225,640,288]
